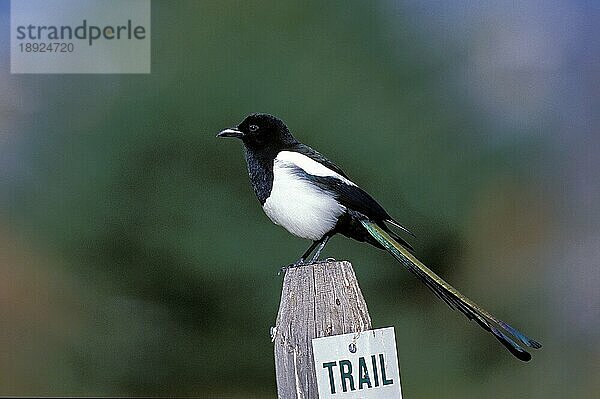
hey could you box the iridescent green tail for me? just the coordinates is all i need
[361,219,542,361]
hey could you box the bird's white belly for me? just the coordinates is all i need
[263,164,345,241]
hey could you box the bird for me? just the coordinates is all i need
[217,113,541,361]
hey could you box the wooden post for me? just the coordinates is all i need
[273,260,372,399]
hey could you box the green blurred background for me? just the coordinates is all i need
[1,1,598,397]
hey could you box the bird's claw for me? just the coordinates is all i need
[307,257,336,265]
[278,259,306,276]
[278,256,338,275]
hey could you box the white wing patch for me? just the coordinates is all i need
[276,151,357,187]
[263,156,346,241]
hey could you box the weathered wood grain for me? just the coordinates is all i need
[273,261,372,399]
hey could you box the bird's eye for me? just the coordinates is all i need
[249,124,259,132]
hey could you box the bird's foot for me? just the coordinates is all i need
[309,257,336,265]
[278,259,306,275]
[307,256,336,265]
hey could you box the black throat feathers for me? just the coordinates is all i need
[244,147,276,205]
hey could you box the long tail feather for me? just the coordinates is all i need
[386,218,416,237]
[361,219,541,361]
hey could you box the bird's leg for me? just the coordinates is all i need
[308,234,331,264]
[279,240,320,275]
[295,240,321,265]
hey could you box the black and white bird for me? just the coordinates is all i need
[217,113,541,361]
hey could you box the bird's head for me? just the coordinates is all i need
[217,113,295,150]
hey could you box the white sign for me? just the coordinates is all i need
[312,327,402,399]
[11,0,151,74]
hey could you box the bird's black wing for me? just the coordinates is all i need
[288,143,415,234]
[287,143,351,179]
[287,143,394,220]
[284,143,414,242]
[315,176,391,221]
[312,176,415,251]
[287,163,415,250]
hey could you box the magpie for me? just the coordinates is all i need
[217,113,541,361]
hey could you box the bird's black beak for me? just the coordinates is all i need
[217,128,244,139]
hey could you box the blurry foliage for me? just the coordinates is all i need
[1,1,595,398]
